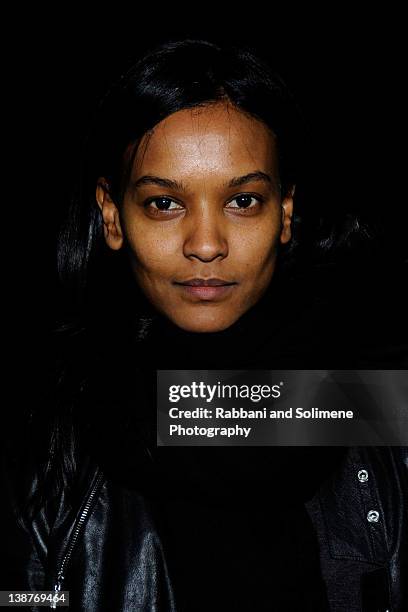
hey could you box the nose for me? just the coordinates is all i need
[183,206,228,262]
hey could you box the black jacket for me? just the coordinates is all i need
[4,267,406,611]
[2,443,407,612]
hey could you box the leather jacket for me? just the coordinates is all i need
[305,446,408,612]
[2,450,176,611]
[2,444,407,611]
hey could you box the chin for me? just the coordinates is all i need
[169,309,242,334]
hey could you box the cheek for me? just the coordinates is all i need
[230,221,280,278]
[124,220,181,278]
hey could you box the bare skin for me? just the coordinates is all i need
[96,101,294,333]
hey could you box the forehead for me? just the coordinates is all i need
[131,102,278,178]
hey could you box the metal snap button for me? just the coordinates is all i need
[357,469,369,483]
[367,510,380,523]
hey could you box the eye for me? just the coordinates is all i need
[225,194,263,211]
[145,197,184,211]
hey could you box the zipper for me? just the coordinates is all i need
[50,470,105,608]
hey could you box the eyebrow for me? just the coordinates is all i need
[130,171,277,192]
[131,175,186,191]
[227,171,274,188]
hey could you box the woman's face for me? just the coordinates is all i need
[97,101,294,332]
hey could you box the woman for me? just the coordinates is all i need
[3,39,407,611]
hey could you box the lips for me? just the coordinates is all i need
[176,278,235,287]
[174,278,237,300]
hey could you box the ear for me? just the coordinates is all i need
[96,178,124,250]
[280,185,295,245]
